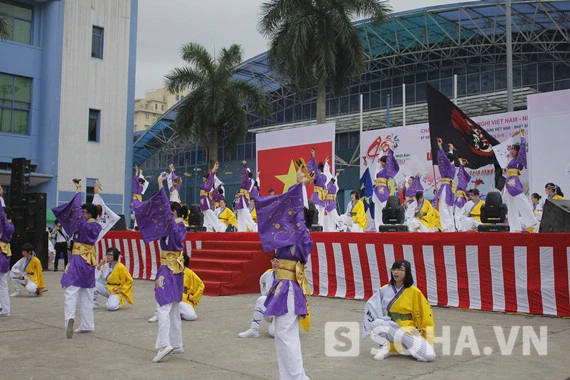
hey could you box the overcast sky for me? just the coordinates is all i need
[135,0,475,98]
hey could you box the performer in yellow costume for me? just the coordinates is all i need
[363,260,436,362]
[10,243,45,297]
[405,191,442,232]
[94,247,133,310]
[459,189,485,231]
[338,189,367,232]
[215,199,237,231]
[180,254,204,321]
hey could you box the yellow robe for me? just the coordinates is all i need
[351,200,367,230]
[182,268,204,310]
[469,200,485,223]
[417,200,442,231]
[106,262,134,307]
[552,195,565,200]
[251,208,257,223]
[388,285,435,350]
[26,256,44,290]
[218,207,237,228]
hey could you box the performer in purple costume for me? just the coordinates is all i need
[453,158,472,230]
[236,161,257,232]
[167,164,182,203]
[404,175,424,208]
[200,162,225,232]
[325,170,340,232]
[53,179,103,338]
[372,142,399,228]
[435,139,457,231]
[307,148,328,229]
[502,128,538,232]
[254,182,312,380]
[132,173,186,362]
[0,189,14,317]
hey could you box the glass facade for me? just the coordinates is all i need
[0,1,33,44]
[0,72,31,135]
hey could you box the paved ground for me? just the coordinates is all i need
[1,271,569,380]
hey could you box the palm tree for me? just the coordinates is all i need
[165,43,269,167]
[0,16,12,39]
[260,0,391,124]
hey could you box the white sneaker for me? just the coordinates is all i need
[66,318,74,339]
[268,323,275,338]
[172,347,184,354]
[153,346,174,363]
[148,315,158,323]
[74,328,94,333]
[238,329,259,338]
[373,344,390,361]
[10,292,20,297]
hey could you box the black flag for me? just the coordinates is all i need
[426,84,505,190]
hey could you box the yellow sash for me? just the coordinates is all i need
[132,194,142,202]
[325,194,336,201]
[276,259,311,331]
[375,178,388,187]
[455,190,467,199]
[72,242,97,266]
[0,241,11,257]
[199,190,212,198]
[160,250,184,274]
[239,189,250,201]
[507,168,520,177]
[313,186,328,201]
[441,177,456,194]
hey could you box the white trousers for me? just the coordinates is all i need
[374,197,387,229]
[155,302,183,350]
[274,286,308,380]
[203,209,226,232]
[315,204,326,229]
[460,217,481,232]
[250,295,272,331]
[326,209,340,232]
[237,209,257,232]
[454,205,465,231]
[179,301,198,321]
[439,187,456,232]
[371,319,436,362]
[503,190,538,232]
[406,218,436,233]
[94,281,120,311]
[11,275,38,295]
[0,272,9,315]
[64,285,95,331]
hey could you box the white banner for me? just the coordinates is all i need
[360,111,529,198]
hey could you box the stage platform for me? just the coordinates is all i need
[96,231,570,318]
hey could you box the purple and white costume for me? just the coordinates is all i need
[373,149,400,228]
[435,147,457,232]
[0,202,14,316]
[453,165,471,230]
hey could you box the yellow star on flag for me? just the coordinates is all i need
[276,160,298,193]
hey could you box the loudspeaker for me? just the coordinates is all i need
[539,199,570,233]
[188,204,203,227]
[304,201,318,228]
[379,224,409,232]
[24,193,46,232]
[9,158,31,208]
[10,207,26,236]
[477,224,510,232]
[10,231,49,270]
[187,226,207,232]
[110,215,127,231]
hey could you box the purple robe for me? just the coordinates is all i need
[134,187,184,306]
[454,165,472,208]
[199,172,215,212]
[212,188,224,207]
[436,147,457,207]
[53,193,101,288]
[307,157,327,207]
[253,184,313,317]
[132,175,143,196]
[405,176,424,207]
[0,205,12,273]
[505,137,527,196]
[236,166,252,210]
[325,181,338,213]
[374,149,400,203]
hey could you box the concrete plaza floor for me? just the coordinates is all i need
[1,271,569,380]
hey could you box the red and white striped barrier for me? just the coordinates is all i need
[96,231,570,317]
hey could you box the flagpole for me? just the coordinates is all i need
[506,0,514,112]
[359,93,363,134]
[402,83,406,126]
[453,74,458,104]
[386,94,391,128]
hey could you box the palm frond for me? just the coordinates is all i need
[164,67,204,93]
[0,16,12,39]
[180,42,215,75]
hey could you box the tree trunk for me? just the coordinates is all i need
[316,81,327,124]
[208,127,218,170]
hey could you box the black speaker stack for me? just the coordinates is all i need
[8,158,48,269]
[539,199,570,233]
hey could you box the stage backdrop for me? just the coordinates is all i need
[256,123,335,195]
[96,231,570,318]
[360,111,529,197]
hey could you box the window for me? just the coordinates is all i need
[0,73,32,135]
[176,95,180,101]
[145,114,150,120]
[161,104,164,111]
[86,178,96,204]
[88,109,100,142]
[91,26,104,59]
[154,104,157,110]
[0,1,33,44]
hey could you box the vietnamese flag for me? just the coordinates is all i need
[256,123,336,196]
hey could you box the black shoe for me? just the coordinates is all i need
[54,269,58,272]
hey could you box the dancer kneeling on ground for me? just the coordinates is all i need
[338,189,367,232]
[405,191,442,233]
[362,260,436,362]
[239,255,278,338]
[10,243,45,297]
[94,247,133,311]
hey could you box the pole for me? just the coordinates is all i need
[402,83,406,126]
[386,94,391,128]
[359,94,363,134]
[453,74,458,104]
[506,0,514,112]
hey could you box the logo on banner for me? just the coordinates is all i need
[366,134,400,160]
[451,109,494,157]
